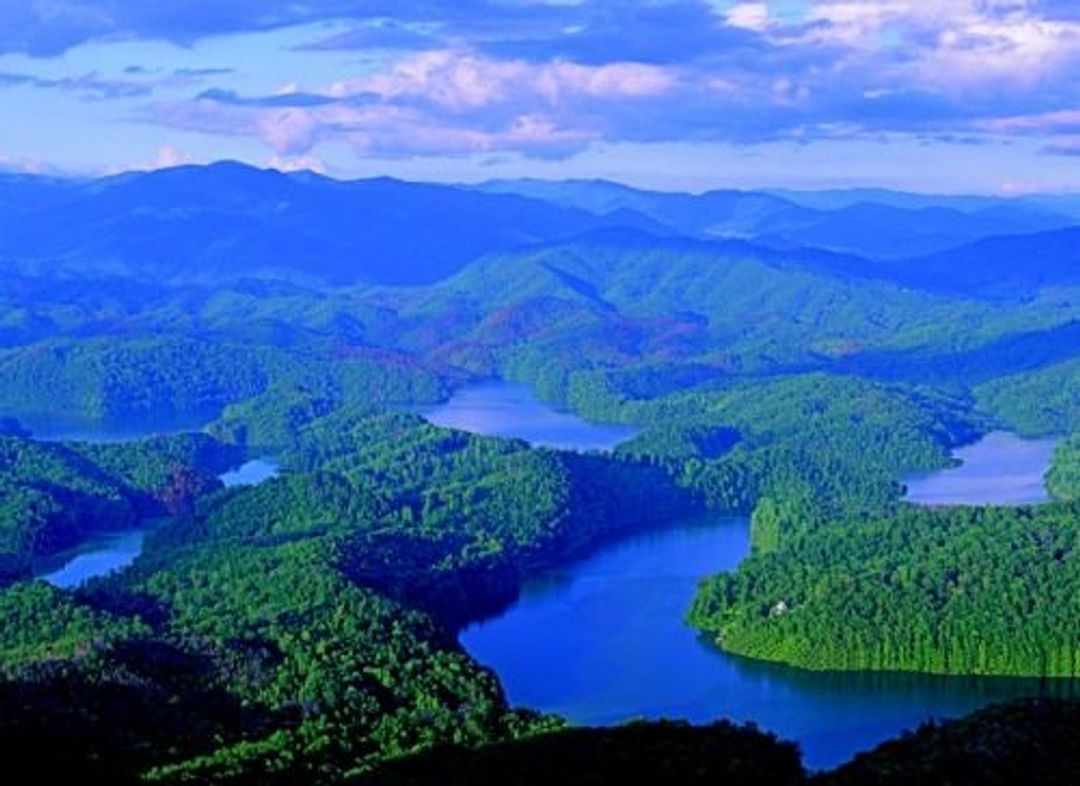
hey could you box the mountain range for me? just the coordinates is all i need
[0,162,1075,298]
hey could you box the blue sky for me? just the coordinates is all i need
[0,0,1077,192]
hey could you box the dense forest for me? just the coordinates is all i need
[350,698,1080,786]
[690,502,1079,677]
[0,432,241,581]
[1048,435,1080,500]
[0,164,1076,783]
[0,410,701,782]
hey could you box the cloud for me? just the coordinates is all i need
[330,50,677,109]
[0,70,154,99]
[152,50,677,158]
[0,0,363,56]
[979,109,1080,134]
[977,109,1080,159]
[173,67,236,78]
[0,153,48,174]
[267,154,327,173]
[1042,137,1080,156]
[257,108,319,156]
[105,145,197,175]
[150,83,604,159]
[197,87,339,108]
[11,1,1072,163]
[725,3,771,32]
[294,20,437,53]
[0,65,236,100]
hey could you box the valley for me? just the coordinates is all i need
[0,164,1075,785]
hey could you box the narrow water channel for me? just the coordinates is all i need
[421,383,1070,770]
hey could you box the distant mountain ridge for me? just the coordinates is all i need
[0,162,1075,290]
[0,162,668,286]
[478,178,1077,259]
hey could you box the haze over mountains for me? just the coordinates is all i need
[0,162,1076,294]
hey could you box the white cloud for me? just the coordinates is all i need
[724,3,770,32]
[0,153,46,173]
[331,50,676,111]
[978,109,1080,134]
[788,1,1079,93]
[267,153,327,173]
[257,108,318,155]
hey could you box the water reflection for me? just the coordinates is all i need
[37,530,146,589]
[905,431,1059,506]
[462,515,1071,770]
[417,381,638,452]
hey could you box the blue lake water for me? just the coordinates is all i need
[426,382,1070,770]
[33,457,280,589]
[4,409,219,444]
[38,529,147,589]
[418,381,638,452]
[904,430,1058,506]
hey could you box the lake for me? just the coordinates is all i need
[5,408,220,444]
[904,430,1058,506]
[425,382,1068,770]
[37,529,147,589]
[417,381,638,452]
[34,455,280,589]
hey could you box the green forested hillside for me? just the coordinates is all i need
[819,698,1080,786]
[975,358,1080,436]
[577,374,980,549]
[1048,435,1080,500]
[400,233,1077,396]
[0,165,1075,784]
[348,698,1080,786]
[0,412,696,783]
[353,719,804,786]
[0,433,241,580]
[690,502,1079,677]
[0,225,1076,427]
[0,337,446,422]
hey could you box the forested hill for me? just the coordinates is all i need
[0,163,667,285]
[2,164,1076,289]
[477,178,1077,259]
[871,227,1080,299]
[0,164,1076,784]
[353,699,1080,786]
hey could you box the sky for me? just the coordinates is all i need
[0,0,1078,193]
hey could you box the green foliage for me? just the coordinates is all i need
[0,410,696,783]
[600,375,981,551]
[70,433,243,496]
[0,337,446,423]
[353,720,805,786]
[356,698,1080,786]
[0,432,240,568]
[819,698,1080,786]
[1047,435,1080,501]
[976,358,1080,436]
[0,205,1076,784]
[124,538,532,781]
[0,435,142,559]
[690,502,1080,677]
[0,581,148,664]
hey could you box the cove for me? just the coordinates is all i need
[417,381,638,452]
[425,382,1067,770]
[34,454,280,589]
[4,408,220,444]
[904,430,1059,506]
[37,529,147,590]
